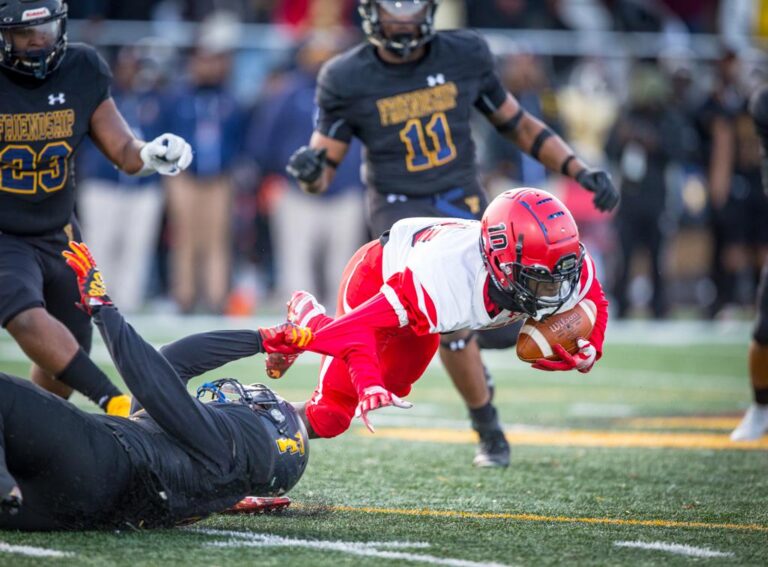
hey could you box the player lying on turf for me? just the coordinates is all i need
[267,188,609,436]
[0,242,310,530]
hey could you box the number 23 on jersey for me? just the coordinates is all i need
[399,111,457,172]
[0,141,72,194]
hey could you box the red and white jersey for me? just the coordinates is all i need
[381,217,604,337]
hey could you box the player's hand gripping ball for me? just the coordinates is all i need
[517,299,597,373]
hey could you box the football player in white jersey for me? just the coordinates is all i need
[270,188,609,438]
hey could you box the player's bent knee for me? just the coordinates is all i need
[440,330,475,352]
[753,316,768,346]
[305,404,354,439]
[5,308,46,336]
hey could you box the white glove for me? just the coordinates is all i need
[138,133,193,177]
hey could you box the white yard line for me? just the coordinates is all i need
[613,540,734,558]
[0,542,74,558]
[194,528,513,567]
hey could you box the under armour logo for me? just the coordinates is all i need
[427,74,445,87]
[48,93,65,105]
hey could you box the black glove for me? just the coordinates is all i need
[575,169,620,212]
[286,146,327,184]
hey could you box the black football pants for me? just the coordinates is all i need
[0,373,131,531]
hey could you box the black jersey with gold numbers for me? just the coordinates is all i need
[0,43,111,235]
[315,30,507,197]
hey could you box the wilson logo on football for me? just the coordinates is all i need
[21,8,51,21]
[548,312,581,333]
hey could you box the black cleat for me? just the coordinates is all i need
[472,425,510,468]
[1,485,22,516]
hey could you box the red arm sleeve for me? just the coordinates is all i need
[306,292,402,396]
[580,252,609,359]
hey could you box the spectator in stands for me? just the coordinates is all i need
[163,13,247,314]
[247,32,365,305]
[605,63,688,318]
[78,44,169,313]
[698,48,768,317]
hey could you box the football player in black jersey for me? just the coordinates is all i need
[0,1,192,416]
[731,85,768,441]
[0,241,309,530]
[285,0,619,467]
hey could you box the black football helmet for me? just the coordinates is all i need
[0,0,67,79]
[359,0,439,59]
[196,379,309,496]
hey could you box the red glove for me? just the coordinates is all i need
[354,385,413,433]
[533,339,597,373]
[61,242,113,315]
[259,322,313,355]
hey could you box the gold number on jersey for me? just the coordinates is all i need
[0,141,72,194]
[399,112,457,172]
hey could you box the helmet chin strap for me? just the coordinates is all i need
[17,48,50,80]
[385,33,417,59]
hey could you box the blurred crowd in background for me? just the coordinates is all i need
[69,0,768,321]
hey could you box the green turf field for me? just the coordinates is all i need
[0,320,766,566]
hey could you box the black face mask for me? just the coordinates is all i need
[487,277,524,314]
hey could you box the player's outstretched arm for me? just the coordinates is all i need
[89,98,193,177]
[287,132,349,195]
[489,94,620,212]
[62,242,232,464]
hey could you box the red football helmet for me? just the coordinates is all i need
[480,188,584,317]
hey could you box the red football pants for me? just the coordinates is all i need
[304,240,440,438]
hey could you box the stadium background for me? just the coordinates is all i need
[1,2,768,565]
[63,0,768,321]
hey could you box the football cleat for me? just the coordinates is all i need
[265,291,326,379]
[1,485,22,516]
[222,496,291,515]
[730,403,768,441]
[472,425,510,468]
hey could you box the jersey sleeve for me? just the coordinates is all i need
[471,32,508,115]
[306,293,403,396]
[315,60,355,142]
[577,252,609,358]
[93,307,233,469]
[159,330,264,383]
[88,46,113,106]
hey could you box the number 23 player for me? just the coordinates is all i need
[0,0,192,414]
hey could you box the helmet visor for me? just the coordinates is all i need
[377,1,430,18]
[519,268,574,307]
[3,20,61,53]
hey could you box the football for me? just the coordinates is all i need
[516,299,597,363]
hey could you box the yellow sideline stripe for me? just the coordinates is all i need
[365,428,768,451]
[327,505,768,533]
[622,417,740,430]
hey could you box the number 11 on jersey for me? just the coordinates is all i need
[399,112,457,172]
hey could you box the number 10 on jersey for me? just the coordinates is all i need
[399,112,457,172]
